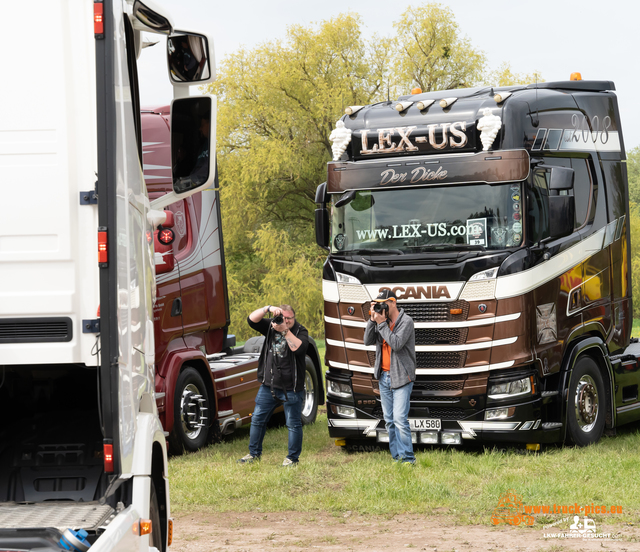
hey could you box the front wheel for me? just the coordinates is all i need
[149,481,164,551]
[168,367,210,454]
[301,356,319,425]
[566,356,606,446]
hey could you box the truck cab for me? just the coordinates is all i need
[317,78,640,449]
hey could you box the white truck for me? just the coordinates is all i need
[0,1,216,550]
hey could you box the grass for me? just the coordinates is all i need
[169,335,640,524]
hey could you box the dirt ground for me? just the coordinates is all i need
[171,511,640,552]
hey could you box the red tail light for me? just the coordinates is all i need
[98,229,108,264]
[94,2,104,35]
[104,443,114,473]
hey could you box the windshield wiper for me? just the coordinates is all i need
[415,244,486,252]
[347,248,404,255]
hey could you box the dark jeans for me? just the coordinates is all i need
[248,384,304,462]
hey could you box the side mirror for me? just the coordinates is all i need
[537,164,575,190]
[167,32,215,84]
[315,182,330,250]
[315,208,330,250]
[549,195,575,239]
[171,95,215,195]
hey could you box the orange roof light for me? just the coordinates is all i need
[570,72,582,81]
[411,87,422,95]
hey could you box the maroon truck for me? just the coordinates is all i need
[142,106,324,453]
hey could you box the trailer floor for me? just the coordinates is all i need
[0,502,114,531]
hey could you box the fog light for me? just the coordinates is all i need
[377,431,389,443]
[411,433,417,444]
[336,405,355,418]
[420,432,439,444]
[526,443,541,451]
[485,407,509,420]
[335,439,346,447]
[441,432,462,445]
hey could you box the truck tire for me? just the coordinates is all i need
[566,356,606,446]
[301,356,319,425]
[150,480,164,551]
[169,367,210,454]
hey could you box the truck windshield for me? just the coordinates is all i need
[330,183,523,254]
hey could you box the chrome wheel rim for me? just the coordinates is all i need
[302,371,315,418]
[180,383,208,439]
[574,375,598,432]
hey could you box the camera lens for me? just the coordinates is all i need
[273,314,284,324]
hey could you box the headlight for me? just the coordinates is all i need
[327,380,353,399]
[488,376,532,399]
[469,267,499,281]
[336,272,361,284]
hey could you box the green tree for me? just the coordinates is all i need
[485,62,544,87]
[391,3,486,92]
[208,5,537,339]
[210,14,389,338]
[627,146,640,205]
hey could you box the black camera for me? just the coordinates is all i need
[373,302,389,314]
[273,314,284,325]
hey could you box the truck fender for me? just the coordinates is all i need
[559,336,615,439]
[162,348,216,433]
[131,412,168,477]
[307,336,325,405]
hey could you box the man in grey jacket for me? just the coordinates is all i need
[364,289,416,464]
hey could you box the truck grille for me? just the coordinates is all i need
[415,327,468,345]
[0,317,72,343]
[413,379,465,391]
[400,301,469,322]
[416,351,466,369]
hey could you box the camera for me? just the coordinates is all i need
[372,302,389,314]
[273,313,284,325]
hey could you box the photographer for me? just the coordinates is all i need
[238,304,309,467]
[364,290,416,464]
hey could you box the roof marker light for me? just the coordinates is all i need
[417,99,435,111]
[411,87,422,94]
[494,91,512,103]
[395,101,413,112]
[439,97,457,108]
[570,72,582,81]
[345,106,364,116]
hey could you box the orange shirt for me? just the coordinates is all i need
[381,320,396,372]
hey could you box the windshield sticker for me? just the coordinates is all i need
[334,233,346,250]
[511,192,521,202]
[512,202,520,212]
[491,227,509,246]
[512,222,522,234]
[466,218,487,246]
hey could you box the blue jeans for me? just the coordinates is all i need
[379,371,414,462]
[248,384,304,462]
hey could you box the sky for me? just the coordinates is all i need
[138,0,640,151]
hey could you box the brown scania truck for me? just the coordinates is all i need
[315,77,640,449]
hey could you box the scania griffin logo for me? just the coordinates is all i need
[379,285,451,300]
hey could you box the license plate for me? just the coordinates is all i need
[409,418,441,431]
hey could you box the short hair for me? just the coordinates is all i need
[280,304,295,316]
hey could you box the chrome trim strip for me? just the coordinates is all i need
[326,337,517,352]
[213,368,258,383]
[324,312,522,329]
[616,402,640,414]
[328,360,515,375]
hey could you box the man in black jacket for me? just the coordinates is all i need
[238,304,309,467]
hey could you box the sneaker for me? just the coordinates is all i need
[237,453,258,464]
[281,458,298,467]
